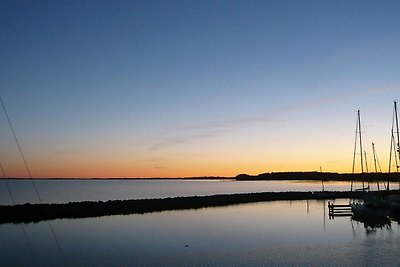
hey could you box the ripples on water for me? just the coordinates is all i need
[1,199,399,266]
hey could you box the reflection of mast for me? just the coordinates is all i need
[323,199,326,231]
[388,101,400,190]
[320,166,324,191]
[351,110,367,191]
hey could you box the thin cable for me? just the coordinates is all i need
[372,143,384,191]
[360,118,371,173]
[0,96,67,266]
[352,113,358,174]
[1,161,39,267]
[1,161,16,205]
[47,222,67,265]
[375,147,382,173]
[0,96,42,203]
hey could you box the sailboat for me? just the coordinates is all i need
[383,101,400,219]
[350,108,390,220]
[350,102,400,221]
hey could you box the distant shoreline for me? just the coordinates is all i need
[4,177,234,180]
[4,171,400,181]
[236,172,400,182]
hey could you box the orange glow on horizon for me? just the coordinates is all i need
[1,122,394,178]
[2,154,361,178]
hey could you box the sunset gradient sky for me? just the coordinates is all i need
[1,0,399,177]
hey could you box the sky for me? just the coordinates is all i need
[0,0,399,178]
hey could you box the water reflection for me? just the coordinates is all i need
[351,216,392,234]
[1,199,400,266]
[327,199,394,234]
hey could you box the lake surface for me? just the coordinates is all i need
[0,179,353,205]
[1,199,399,267]
[1,179,398,266]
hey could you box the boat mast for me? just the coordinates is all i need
[395,101,400,189]
[351,110,365,191]
[395,101,400,170]
[388,101,400,190]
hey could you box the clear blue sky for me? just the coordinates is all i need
[0,0,399,177]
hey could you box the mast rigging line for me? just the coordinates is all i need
[0,161,16,205]
[0,96,42,202]
[372,142,384,191]
[1,161,39,267]
[0,96,67,266]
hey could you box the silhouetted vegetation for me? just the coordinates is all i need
[236,172,400,181]
[1,190,399,224]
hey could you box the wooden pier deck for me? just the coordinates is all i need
[328,202,353,218]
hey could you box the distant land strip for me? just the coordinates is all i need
[1,190,400,224]
[4,172,400,180]
[236,172,400,181]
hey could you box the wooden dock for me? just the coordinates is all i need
[328,202,353,218]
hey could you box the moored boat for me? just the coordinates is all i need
[351,202,390,219]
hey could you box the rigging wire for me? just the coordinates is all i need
[351,111,358,174]
[360,119,371,167]
[0,161,39,267]
[372,142,385,191]
[0,96,67,266]
[0,96,42,203]
[0,161,16,204]
[359,112,383,190]
[373,144,383,173]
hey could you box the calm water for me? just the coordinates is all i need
[0,179,352,205]
[1,180,398,266]
[1,199,399,267]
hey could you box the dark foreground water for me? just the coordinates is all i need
[0,179,354,205]
[1,199,399,267]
